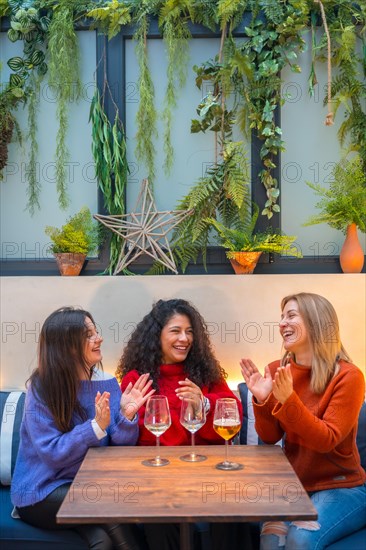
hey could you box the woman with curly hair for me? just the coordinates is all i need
[116,299,251,550]
[116,298,242,446]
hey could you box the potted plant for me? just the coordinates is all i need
[304,155,366,273]
[205,203,302,274]
[45,207,101,276]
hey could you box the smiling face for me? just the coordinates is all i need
[279,299,310,358]
[83,317,103,369]
[160,314,193,364]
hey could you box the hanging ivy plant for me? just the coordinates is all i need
[233,0,309,218]
[5,3,49,213]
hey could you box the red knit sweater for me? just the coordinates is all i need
[253,359,366,492]
[121,364,243,446]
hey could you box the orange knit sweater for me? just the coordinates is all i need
[253,359,366,492]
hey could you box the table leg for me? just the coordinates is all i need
[180,523,193,550]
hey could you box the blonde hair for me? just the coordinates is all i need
[281,292,351,394]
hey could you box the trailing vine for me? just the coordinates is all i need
[133,1,159,185]
[0,1,48,206]
[312,0,366,168]
[158,2,191,174]
[234,0,309,218]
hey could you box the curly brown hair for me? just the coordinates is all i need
[116,298,226,389]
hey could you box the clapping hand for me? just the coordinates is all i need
[240,358,273,404]
[176,378,205,411]
[121,373,155,421]
[272,364,293,404]
[95,391,111,431]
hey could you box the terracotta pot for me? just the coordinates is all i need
[54,253,86,276]
[228,251,262,274]
[339,223,364,273]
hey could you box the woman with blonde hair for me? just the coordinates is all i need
[240,292,366,549]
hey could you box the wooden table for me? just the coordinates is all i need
[57,445,317,549]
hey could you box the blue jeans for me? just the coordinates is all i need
[260,484,366,550]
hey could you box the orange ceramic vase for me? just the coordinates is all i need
[339,223,364,273]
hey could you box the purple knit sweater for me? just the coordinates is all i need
[11,373,138,507]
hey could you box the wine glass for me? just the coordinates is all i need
[213,398,243,470]
[142,396,171,467]
[179,397,207,462]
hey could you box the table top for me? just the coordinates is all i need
[57,445,317,524]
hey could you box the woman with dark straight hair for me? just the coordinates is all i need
[11,306,153,550]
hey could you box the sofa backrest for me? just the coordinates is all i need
[238,382,366,471]
[0,391,25,486]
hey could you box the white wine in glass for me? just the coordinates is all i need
[213,398,243,470]
[142,396,171,467]
[179,397,207,462]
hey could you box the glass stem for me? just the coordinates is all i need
[191,432,195,457]
[225,439,229,463]
[156,435,160,461]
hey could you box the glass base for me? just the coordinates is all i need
[180,453,207,462]
[215,461,243,471]
[142,457,170,467]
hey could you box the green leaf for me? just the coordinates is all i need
[9,73,24,87]
[7,56,24,71]
[28,49,45,67]
[7,28,21,42]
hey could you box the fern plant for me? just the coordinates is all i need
[304,156,366,234]
[171,141,251,271]
[206,202,302,258]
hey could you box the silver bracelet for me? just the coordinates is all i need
[203,397,211,413]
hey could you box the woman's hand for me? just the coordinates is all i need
[95,391,111,431]
[120,373,155,421]
[240,358,273,403]
[175,378,204,410]
[272,364,293,404]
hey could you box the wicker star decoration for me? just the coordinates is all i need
[94,178,193,274]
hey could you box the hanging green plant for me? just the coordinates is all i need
[5,3,50,213]
[89,88,129,273]
[0,86,23,179]
[133,1,161,185]
[158,2,191,175]
[38,0,92,209]
[233,1,309,218]
[0,3,48,193]
[312,1,366,167]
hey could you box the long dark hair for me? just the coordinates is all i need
[116,298,226,389]
[28,307,98,432]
